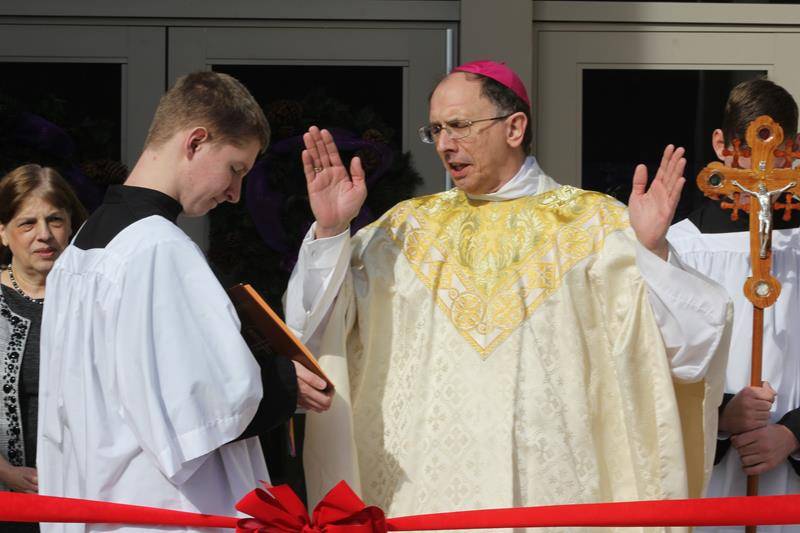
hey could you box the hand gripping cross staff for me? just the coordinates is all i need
[697,115,800,533]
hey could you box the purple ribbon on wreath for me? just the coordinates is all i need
[12,111,105,210]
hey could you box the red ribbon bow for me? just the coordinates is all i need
[235,481,387,533]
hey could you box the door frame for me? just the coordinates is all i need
[532,23,800,187]
[0,23,165,170]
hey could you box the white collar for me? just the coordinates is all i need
[465,156,557,201]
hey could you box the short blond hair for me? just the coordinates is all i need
[145,71,270,152]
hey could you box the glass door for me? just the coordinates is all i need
[167,23,454,291]
[535,28,800,218]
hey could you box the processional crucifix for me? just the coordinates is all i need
[696,116,800,533]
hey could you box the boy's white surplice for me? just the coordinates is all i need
[38,215,266,533]
[287,156,733,530]
[670,220,800,533]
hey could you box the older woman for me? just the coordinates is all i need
[0,164,86,530]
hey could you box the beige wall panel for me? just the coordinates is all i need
[460,0,533,91]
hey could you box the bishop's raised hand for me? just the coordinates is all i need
[302,126,367,239]
[628,144,687,260]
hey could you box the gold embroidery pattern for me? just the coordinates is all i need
[375,186,629,358]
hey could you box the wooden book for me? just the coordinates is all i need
[228,283,333,392]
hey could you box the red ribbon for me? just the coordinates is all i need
[0,491,236,528]
[387,494,800,530]
[3,482,800,531]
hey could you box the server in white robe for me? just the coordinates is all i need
[38,72,332,533]
[669,78,800,533]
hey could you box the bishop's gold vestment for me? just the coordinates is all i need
[302,174,729,531]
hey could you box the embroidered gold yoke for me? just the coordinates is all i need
[383,185,628,358]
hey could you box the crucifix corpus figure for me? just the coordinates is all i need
[730,180,796,259]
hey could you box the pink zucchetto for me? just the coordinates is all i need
[452,60,531,108]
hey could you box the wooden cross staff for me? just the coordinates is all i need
[696,115,800,533]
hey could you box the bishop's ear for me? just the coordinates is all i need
[712,129,727,161]
[506,111,528,148]
[0,225,7,247]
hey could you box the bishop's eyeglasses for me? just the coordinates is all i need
[418,114,512,144]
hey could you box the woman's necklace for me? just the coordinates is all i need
[6,265,44,305]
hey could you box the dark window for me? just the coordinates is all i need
[208,64,415,309]
[582,68,766,220]
[0,62,125,211]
